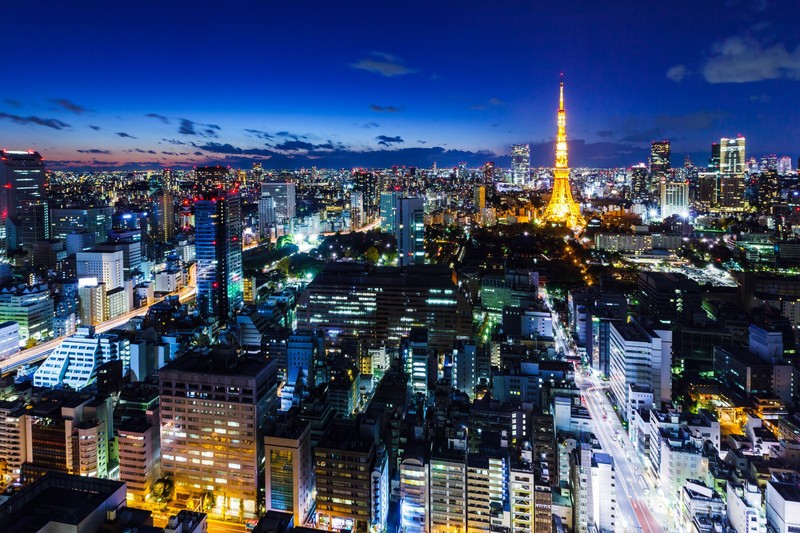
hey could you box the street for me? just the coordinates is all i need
[542,288,665,533]
[0,264,196,376]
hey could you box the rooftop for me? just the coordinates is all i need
[0,472,125,531]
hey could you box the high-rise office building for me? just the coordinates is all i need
[0,284,53,346]
[650,140,671,183]
[156,170,175,243]
[50,206,115,244]
[709,143,721,171]
[261,182,296,224]
[264,412,315,526]
[315,421,378,532]
[352,171,381,217]
[297,263,472,352]
[660,181,689,219]
[630,164,649,201]
[483,161,495,183]
[379,190,399,232]
[609,319,672,419]
[511,144,530,186]
[396,196,425,266]
[0,150,46,252]
[195,165,229,191]
[159,348,278,518]
[350,191,365,229]
[258,193,276,238]
[720,137,746,175]
[17,202,49,254]
[195,191,244,323]
[473,185,486,212]
[76,249,125,291]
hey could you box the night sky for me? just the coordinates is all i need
[2,0,799,170]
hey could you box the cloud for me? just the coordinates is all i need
[0,112,71,129]
[617,111,726,143]
[163,138,186,145]
[596,130,614,138]
[271,140,317,152]
[370,104,402,113]
[51,98,91,114]
[115,131,137,138]
[77,149,112,154]
[376,135,404,147]
[666,64,687,82]
[418,140,427,144]
[125,148,157,154]
[361,122,380,129]
[178,118,220,137]
[146,113,170,124]
[89,125,101,130]
[245,128,274,140]
[703,35,800,83]
[470,97,506,111]
[351,51,418,77]
[4,99,22,108]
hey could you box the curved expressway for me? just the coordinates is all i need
[0,264,196,376]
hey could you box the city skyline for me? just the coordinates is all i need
[2,1,800,170]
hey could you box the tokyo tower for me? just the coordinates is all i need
[543,78,585,230]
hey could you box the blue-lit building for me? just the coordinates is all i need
[195,190,243,324]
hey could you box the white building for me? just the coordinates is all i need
[76,249,125,290]
[33,327,126,390]
[609,319,672,420]
[766,477,800,533]
[400,450,428,533]
[571,444,617,533]
[727,482,766,533]
[681,480,725,527]
[0,321,20,361]
[660,181,690,219]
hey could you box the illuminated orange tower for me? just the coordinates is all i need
[543,78,585,230]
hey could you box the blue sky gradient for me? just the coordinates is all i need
[1,0,799,169]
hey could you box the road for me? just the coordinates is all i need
[0,264,196,376]
[577,375,664,533]
[542,287,664,533]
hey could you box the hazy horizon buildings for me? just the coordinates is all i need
[260,181,296,226]
[511,144,530,186]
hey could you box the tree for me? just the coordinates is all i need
[275,256,291,277]
[364,246,380,265]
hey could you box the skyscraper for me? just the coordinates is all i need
[395,196,425,266]
[195,191,243,323]
[258,193,276,238]
[159,348,278,518]
[379,191,399,232]
[511,144,530,186]
[630,164,649,201]
[261,182,296,225]
[543,79,584,230]
[352,170,381,217]
[660,181,689,219]
[0,150,47,252]
[709,143,721,171]
[720,137,746,175]
[650,140,671,189]
[155,169,175,243]
[195,165,229,191]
